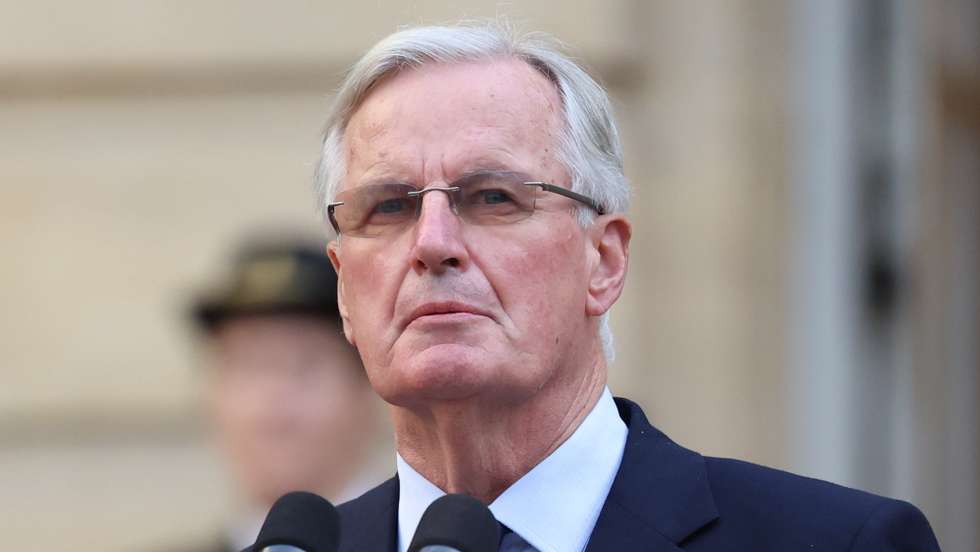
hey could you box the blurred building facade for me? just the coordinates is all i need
[0,1,975,550]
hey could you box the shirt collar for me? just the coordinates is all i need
[396,387,628,552]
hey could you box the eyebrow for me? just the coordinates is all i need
[355,174,415,188]
[454,156,524,176]
[454,168,533,182]
[357,167,534,189]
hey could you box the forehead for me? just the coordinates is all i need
[212,315,338,349]
[343,58,565,183]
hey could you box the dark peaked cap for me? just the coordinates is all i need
[192,241,341,332]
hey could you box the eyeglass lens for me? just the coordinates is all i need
[331,172,539,237]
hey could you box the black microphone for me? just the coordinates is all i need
[407,494,500,552]
[252,491,341,552]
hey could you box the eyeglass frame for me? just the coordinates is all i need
[326,179,606,236]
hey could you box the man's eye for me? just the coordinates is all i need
[373,198,408,213]
[478,189,514,204]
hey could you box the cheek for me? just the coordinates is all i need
[342,247,402,329]
[484,226,588,331]
[209,381,254,433]
[309,379,360,430]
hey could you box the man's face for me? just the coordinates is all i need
[330,59,601,407]
[206,315,373,506]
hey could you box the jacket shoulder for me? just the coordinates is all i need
[700,457,940,551]
[337,476,398,519]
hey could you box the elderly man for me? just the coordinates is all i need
[318,24,939,552]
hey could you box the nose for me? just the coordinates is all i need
[410,187,469,274]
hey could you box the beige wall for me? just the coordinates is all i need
[2,1,969,550]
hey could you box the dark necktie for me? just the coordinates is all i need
[498,522,536,551]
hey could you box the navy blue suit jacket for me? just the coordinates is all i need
[333,398,941,551]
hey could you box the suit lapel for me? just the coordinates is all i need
[586,498,685,551]
[586,399,719,551]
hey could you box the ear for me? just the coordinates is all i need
[585,214,631,317]
[327,240,357,347]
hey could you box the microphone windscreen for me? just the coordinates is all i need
[407,494,500,552]
[253,491,340,552]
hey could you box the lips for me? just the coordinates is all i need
[404,301,492,327]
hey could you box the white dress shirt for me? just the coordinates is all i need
[397,387,628,552]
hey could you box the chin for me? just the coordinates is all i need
[379,343,495,406]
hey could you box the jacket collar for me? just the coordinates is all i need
[336,397,719,552]
[585,398,719,551]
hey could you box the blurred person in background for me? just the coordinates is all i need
[174,239,379,552]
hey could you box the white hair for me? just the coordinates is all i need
[314,22,629,362]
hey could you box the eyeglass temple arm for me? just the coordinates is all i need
[524,182,606,215]
[326,202,344,233]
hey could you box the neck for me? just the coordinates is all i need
[392,357,607,504]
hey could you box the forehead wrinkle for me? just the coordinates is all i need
[386,59,560,141]
[345,127,419,189]
[440,150,521,181]
[345,58,566,191]
[344,91,404,189]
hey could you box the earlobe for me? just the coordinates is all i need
[327,241,357,347]
[585,215,631,317]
